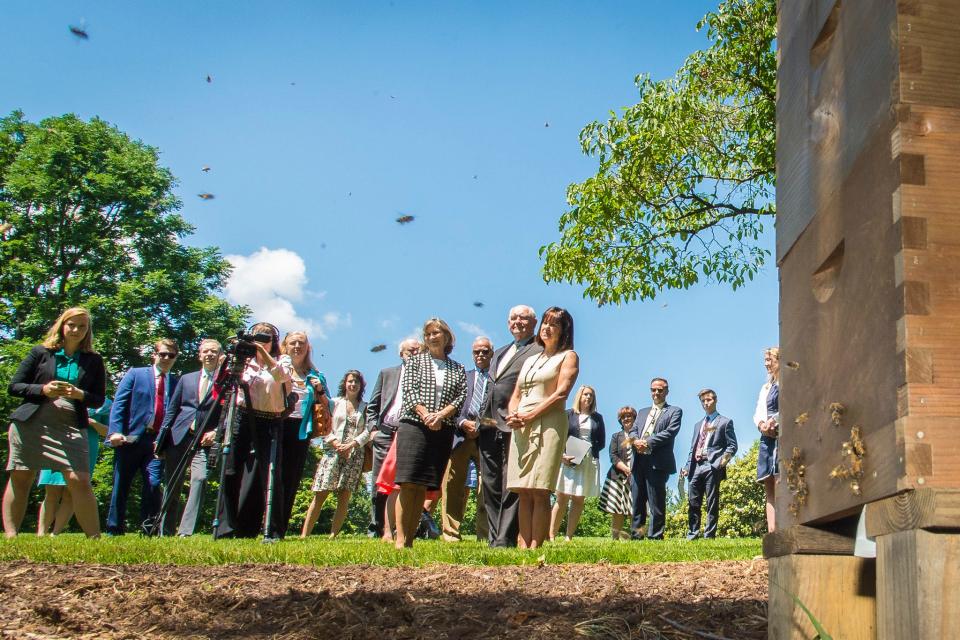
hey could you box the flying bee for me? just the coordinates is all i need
[473,301,484,308]
[201,166,211,172]
[396,214,415,224]
[206,74,212,83]
[795,412,809,425]
[198,193,215,200]
[69,25,89,39]
[370,344,387,353]
[786,361,800,370]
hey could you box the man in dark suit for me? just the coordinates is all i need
[154,338,224,536]
[440,336,493,541]
[364,337,421,538]
[106,339,180,535]
[681,388,737,539]
[630,377,682,540]
[478,305,542,547]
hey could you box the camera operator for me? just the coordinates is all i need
[213,322,292,541]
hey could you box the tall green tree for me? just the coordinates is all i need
[540,0,776,305]
[0,110,247,380]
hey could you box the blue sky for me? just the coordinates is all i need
[3,1,778,478]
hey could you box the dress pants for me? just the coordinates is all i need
[367,428,395,537]
[106,436,162,534]
[214,414,285,539]
[440,437,487,541]
[279,418,310,538]
[477,427,518,547]
[631,457,669,539]
[687,460,721,539]
[160,433,210,536]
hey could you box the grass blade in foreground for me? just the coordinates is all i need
[0,535,760,566]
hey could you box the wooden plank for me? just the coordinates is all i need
[876,529,960,639]
[866,488,960,537]
[768,555,876,640]
[763,524,856,558]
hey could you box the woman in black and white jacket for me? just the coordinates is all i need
[393,318,466,548]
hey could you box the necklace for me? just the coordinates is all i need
[520,352,556,397]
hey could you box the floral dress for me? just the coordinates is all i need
[311,397,368,492]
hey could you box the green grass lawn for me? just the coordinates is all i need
[0,534,760,567]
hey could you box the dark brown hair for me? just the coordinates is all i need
[338,369,366,401]
[534,306,574,351]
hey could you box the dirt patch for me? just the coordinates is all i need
[0,560,767,639]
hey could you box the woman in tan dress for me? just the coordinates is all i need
[506,306,579,549]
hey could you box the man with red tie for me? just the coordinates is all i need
[106,339,180,535]
[680,389,738,540]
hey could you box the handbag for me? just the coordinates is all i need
[312,395,332,437]
[361,444,373,473]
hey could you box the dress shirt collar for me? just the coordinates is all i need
[652,402,666,411]
[703,411,718,422]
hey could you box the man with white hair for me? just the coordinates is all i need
[364,337,421,538]
[478,305,542,547]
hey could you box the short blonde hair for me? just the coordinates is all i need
[42,307,95,353]
[422,317,455,356]
[572,385,596,414]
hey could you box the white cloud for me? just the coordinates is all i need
[322,312,352,331]
[457,321,489,339]
[224,247,338,340]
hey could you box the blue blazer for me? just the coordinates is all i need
[107,366,179,439]
[565,409,606,459]
[156,370,219,449]
[630,404,682,474]
[684,413,738,480]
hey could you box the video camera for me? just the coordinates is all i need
[226,331,273,361]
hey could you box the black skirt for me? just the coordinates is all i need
[394,419,454,490]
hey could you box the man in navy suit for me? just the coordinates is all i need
[630,377,682,540]
[155,338,223,536]
[105,339,180,535]
[681,389,738,539]
[440,336,493,541]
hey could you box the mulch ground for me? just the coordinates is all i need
[0,560,768,639]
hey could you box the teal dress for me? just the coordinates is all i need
[37,351,109,486]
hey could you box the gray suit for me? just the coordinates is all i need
[364,365,402,537]
[478,338,543,547]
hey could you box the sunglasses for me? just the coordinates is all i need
[473,349,492,355]
[156,352,178,359]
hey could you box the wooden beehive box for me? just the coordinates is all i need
[777,0,960,525]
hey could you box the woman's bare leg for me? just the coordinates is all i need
[38,486,64,536]
[396,484,426,549]
[565,496,586,540]
[530,490,552,549]
[64,472,99,538]
[550,493,569,541]
[764,477,776,533]
[52,489,75,534]
[611,514,625,540]
[4,470,38,537]
[382,492,398,541]
[300,491,330,537]
[330,490,352,537]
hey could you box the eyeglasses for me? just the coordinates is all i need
[156,352,178,359]
[473,349,492,355]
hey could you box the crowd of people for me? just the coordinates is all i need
[2,305,782,545]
